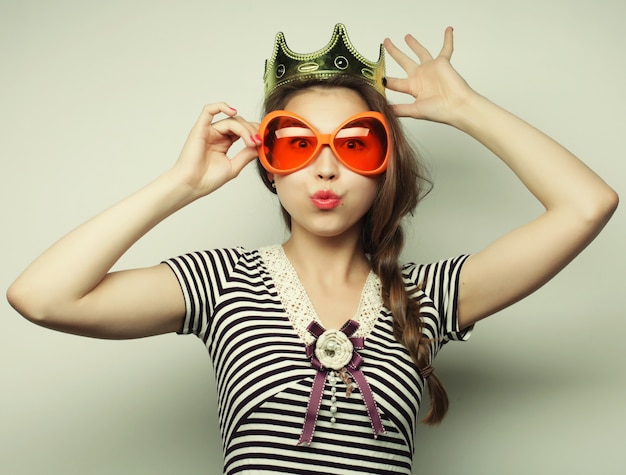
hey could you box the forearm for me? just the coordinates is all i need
[451,93,617,219]
[8,170,195,318]
[451,93,617,325]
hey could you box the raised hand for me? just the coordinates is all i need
[383,27,476,125]
[171,102,261,199]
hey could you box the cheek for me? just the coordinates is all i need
[273,176,304,209]
[355,178,380,209]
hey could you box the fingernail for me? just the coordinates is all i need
[254,134,262,143]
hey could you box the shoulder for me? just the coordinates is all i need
[401,255,471,292]
[165,246,261,267]
[163,246,270,287]
[402,255,473,343]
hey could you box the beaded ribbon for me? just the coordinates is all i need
[298,319,385,445]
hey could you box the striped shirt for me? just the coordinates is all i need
[164,245,471,474]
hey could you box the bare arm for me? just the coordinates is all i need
[385,28,618,328]
[451,93,617,327]
[7,103,261,339]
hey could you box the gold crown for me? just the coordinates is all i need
[263,23,386,97]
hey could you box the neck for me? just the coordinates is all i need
[282,228,370,284]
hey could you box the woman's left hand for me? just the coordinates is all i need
[384,27,476,125]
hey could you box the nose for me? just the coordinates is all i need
[311,145,339,180]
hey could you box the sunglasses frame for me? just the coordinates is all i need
[258,110,391,176]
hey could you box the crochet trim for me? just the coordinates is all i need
[258,245,382,344]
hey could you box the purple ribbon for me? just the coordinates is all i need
[297,319,385,445]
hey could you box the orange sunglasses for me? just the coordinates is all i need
[257,110,390,176]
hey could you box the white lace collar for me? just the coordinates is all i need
[258,245,383,345]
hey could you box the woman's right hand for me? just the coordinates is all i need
[171,102,261,199]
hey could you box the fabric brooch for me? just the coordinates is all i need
[298,319,385,445]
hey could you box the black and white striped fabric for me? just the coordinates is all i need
[164,246,471,474]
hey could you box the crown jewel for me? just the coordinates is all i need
[264,23,386,97]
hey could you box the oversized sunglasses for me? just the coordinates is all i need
[258,110,390,176]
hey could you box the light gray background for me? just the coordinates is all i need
[2,0,624,474]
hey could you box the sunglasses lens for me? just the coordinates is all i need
[263,116,318,171]
[333,117,388,172]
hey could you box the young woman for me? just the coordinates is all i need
[7,25,618,474]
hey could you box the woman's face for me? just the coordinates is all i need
[273,87,381,242]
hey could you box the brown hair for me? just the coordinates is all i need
[258,75,448,424]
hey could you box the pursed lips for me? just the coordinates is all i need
[310,190,342,210]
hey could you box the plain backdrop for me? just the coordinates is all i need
[1,0,625,474]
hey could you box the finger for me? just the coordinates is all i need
[196,102,237,126]
[229,144,259,177]
[229,116,262,147]
[186,103,236,144]
[383,76,412,95]
[438,26,454,60]
[383,37,419,72]
[403,34,434,62]
[212,115,263,149]
[390,103,420,119]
